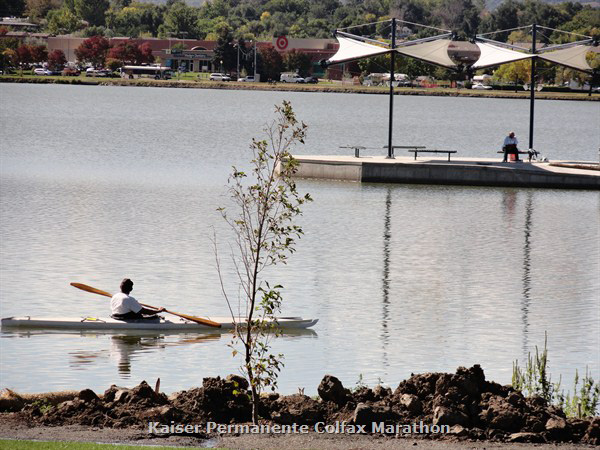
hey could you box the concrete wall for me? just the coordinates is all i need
[293,160,362,182]
[361,162,600,189]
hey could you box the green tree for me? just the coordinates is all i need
[25,0,61,21]
[493,59,531,85]
[0,0,26,17]
[213,21,236,72]
[160,1,200,39]
[74,0,110,27]
[46,7,81,35]
[216,100,311,425]
[283,49,312,77]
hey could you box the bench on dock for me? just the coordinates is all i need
[340,145,367,158]
[497,150,536,162]
[383,145,426,158]
[408,149,457,161]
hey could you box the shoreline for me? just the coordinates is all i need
[1,365,598,448]
[1,76,598,101]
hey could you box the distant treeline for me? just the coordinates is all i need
[1,0,598,43]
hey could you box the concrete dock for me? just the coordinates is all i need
[291,155,600,190]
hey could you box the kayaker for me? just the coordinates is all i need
[111,278,165,320]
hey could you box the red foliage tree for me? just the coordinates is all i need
[75,35,110,68]
[48,49,67,70]
[137,42,154,64]
[257,45,283,82]
[29,45,48,64]
[15,45,32,67]
[108,41,154,65]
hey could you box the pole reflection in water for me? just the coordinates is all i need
[521,191,534,354]
[381,187,392,369]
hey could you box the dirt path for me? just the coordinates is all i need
[0,416,595,450]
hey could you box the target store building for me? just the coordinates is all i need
[163,36,338,75]
[271,36,337,76]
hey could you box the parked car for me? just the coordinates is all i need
[96,69,116,77]
[62,67,81,76]
[280,73,304,83]
[304,76,319,84]
[85,68,116,77]
[209,73,231,81]
[33,68,52,76]
[238,75,256,82]
[472,83,492,90]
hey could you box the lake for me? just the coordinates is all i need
[0,83,598,396]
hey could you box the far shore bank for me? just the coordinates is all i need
[1,75,598,101]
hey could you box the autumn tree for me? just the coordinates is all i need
[28,44,48,64]
[75,35,110,67]
[47,48,66,69]
[15,44,32,67]
[108,41,154,65]
[257,45,283,82]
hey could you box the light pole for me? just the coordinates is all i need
[253,40,257,79]
[179,31,188,75]
[236,42,240,80]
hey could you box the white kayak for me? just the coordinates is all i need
[1,316,318,331]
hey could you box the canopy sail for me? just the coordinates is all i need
[325,35,393,66]
[537,45,594,73]
[396,39,458,69]
[471,42,533,70]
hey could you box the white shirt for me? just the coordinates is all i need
[503,136,518,147]
[111,292,143,315]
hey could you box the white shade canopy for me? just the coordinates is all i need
[471,42,533,70]
[395,39,458,69]
[326,35,393,65]
[538,45,594,73]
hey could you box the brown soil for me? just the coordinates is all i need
[1,365,598,448]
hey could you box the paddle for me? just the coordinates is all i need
[70,282,221,328]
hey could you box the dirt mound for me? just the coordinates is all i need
[3,366,598,444]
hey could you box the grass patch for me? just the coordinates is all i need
[0,440,216,450]
[512,332,600,417]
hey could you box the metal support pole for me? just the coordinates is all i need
[236,42,240,81]
[387,18,396,159]
[528,24,537,152]
[254,41,257,79]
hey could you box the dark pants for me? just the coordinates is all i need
[503,144,519,162]
[112,312,160,321]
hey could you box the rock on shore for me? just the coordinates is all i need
[1,365,598,445]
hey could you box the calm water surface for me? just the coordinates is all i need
[1,84,598,395]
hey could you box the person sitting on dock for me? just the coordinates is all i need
[502,131,519,162]
[111,278,165,320]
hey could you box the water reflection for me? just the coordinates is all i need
[107,333,221,376]
[521,191,534,354]
[381,187,392,369]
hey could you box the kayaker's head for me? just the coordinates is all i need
[509,131,515,138]
[120,278,133,295]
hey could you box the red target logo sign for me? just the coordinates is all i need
[276,36,289,50]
